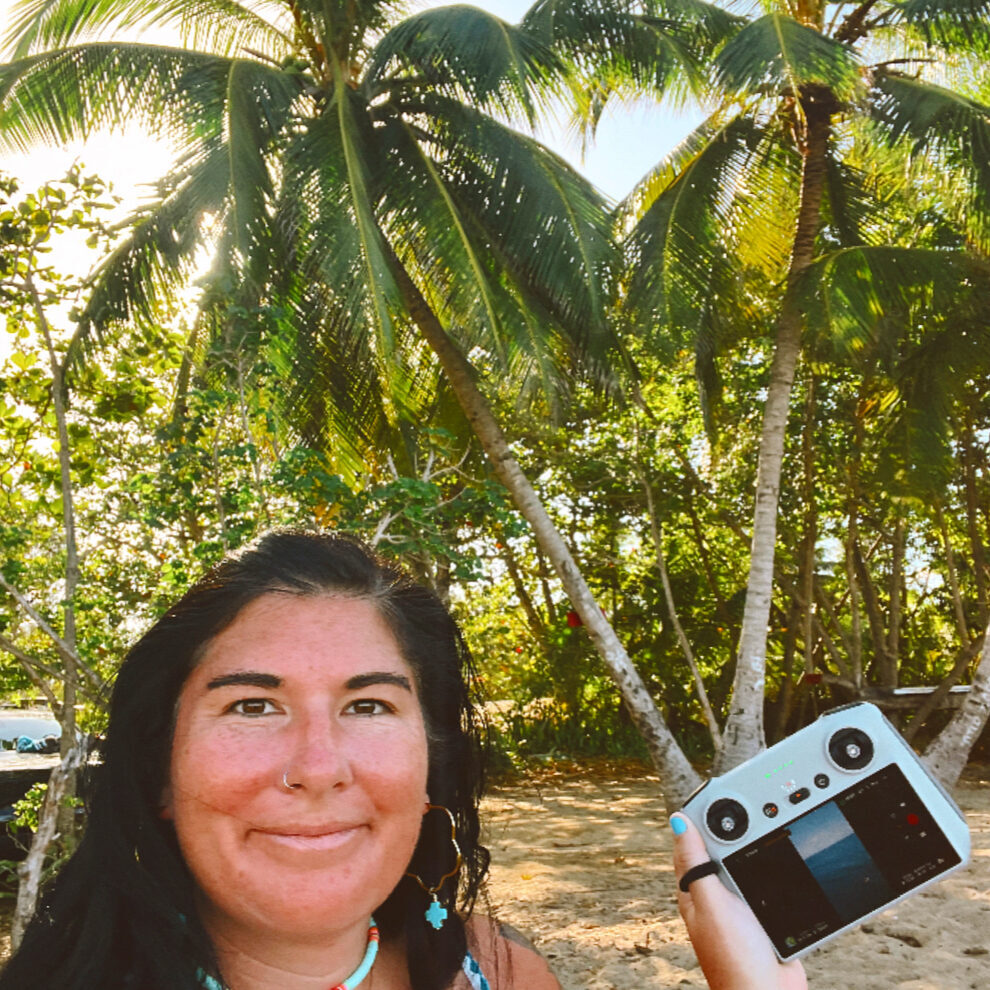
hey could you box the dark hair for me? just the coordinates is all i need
[1,531,490,990]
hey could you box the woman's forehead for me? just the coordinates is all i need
[192,593,409,675]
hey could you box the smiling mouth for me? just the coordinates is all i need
[256,825,367,852]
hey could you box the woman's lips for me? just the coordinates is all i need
[253,824,367,853]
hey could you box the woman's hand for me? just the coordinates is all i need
[670,814,807,990]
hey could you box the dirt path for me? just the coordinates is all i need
[484,763,990,990]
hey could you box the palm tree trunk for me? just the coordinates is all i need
[715,97,833,772]
[388,256,703,808]
[923,621,990,790]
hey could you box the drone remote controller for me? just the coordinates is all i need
[679,702,971,960]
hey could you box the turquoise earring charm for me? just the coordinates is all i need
[425,895,448,930]
[405,804,462,932]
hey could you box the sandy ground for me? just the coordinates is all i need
[484,762,990,990]
[1,763,986,988]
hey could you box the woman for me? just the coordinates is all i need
[1,530,804,990]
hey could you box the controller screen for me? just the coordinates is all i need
[723,762,961,958]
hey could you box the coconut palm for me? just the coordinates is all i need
[0,1,706,801]
[529,0,990,769]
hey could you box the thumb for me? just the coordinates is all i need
[670,813,712,880]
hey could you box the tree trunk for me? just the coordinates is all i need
[641,475,722,749]
[31,276,82,851]
[903,637,982,744]
[884,515,905,689]
[936,501,970,642]
[962,419,989,628]
[715,98,833,772]
[923,622,990,790]
[845,522,864,690]
[500,544,549,649]
[12,744,86,950]
[390,258,703,808]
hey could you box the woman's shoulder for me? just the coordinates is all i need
[461,915,561,990]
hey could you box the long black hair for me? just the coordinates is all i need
[0,531,490,990]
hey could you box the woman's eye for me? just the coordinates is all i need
[229,698,277,716]
[347,699,393,716]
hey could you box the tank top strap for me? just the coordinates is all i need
[462,950,492,990]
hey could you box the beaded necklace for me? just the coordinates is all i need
[334,919,379,990]
[199,918,379,990]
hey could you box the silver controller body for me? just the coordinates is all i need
[679,702,971,960]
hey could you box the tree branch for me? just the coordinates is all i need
[0,574,105,693]
[835,0,883,44]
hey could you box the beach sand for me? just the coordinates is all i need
[484,762,990,990]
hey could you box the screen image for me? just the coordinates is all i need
[723,763,961,958]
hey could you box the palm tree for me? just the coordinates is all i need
[530,0,990,769]
[0,1,705,802]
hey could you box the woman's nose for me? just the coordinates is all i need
[282,714,354,793]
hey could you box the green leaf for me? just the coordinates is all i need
[871,73,990,223]
[368,5,561,125]
[714,13,861,102]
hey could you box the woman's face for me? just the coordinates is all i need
[163,593,430,942]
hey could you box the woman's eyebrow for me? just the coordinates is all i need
[206,671,283,690]
[346,672,412,692]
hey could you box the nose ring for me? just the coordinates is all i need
[281,770,301,791]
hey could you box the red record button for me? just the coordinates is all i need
[763,802,779,818]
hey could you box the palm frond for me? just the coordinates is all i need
[871,72,990,220]
[622,110,766,344]
[821,156,879,248]
[878,317,990,496]
[523,0,740,121]
[266,283,430,481]
[66,139,236,364]
[0,42,299,155]
[329,80,403,369]
[894,0,990,53]
[2,0,291,61]
[715,13,861,103]
[798,245,990,363]
[367,5,561,125]
[524,0,740,65]
[393,92,618,381]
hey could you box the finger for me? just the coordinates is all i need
[670,813,710,878]
[670,814,726,913]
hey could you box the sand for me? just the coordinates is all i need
[1,762,986,987]
[483,762,990,990]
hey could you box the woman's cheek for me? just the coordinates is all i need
[173,728,283,809]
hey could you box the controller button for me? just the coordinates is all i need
[814,773,830,789]
[763,802,779,818]
[828,727,875,770]
[706,798,749,841]
[788,787,811,805]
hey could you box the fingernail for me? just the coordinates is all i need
[670,815,687,836]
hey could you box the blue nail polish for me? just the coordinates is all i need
[670,816,687,836]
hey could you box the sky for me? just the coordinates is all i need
[0,0,704,203]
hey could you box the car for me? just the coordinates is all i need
[0,709,62,752]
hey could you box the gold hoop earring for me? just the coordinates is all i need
[405,804,462,930]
